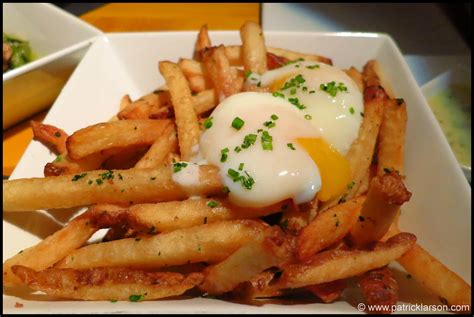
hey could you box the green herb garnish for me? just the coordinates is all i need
[203,116,213,129]
[231,117,245,130]
[261,131,273,151]
[287,143,296,150]
[173,162,188,173]
[320,81,348,97]
[71,173,87,181]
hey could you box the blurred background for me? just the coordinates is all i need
[3,3,471,178]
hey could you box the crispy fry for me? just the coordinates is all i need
[83,198,287,233]
[398,243,471,307]
[349,172,411,247]
[377,98,407,176]
[199,227,294,295]
[118,91,171,120]
[56,220,267,270]
[30,121,69,155]
[66,120,172,160]
[134,124,178,169]
[320,84,387,211]
[193,89,218,114]
[307,279,347,303]
[3,217,97,287]
[12,265,203,301]
[44,152,108,177]
[194,24,212,61]
[345,67,364,93]
[272,233,416,290]
[297,196,365,262]
[3,165,222,212]
[363,60,395,99]
[357,266,398,314]
[266,47,332,65]
[202,45,241,102]
[159,61,201,161]
[240,21,267,74]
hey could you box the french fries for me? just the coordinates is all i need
[56,220,267,270]
[3,21,470,312]
[84,198,287,233]
[159,61,201,161]
[30,121,69,155]
[194,24,212,61]
[202,45,241,102]
[3,217,97,287]
[3,165,222,211]
[349,171,411,247]
[272,233,416,291]
[320,84,387,211]
[134,123,178,169]
[297,196,366,262]
[240,21,267,74]
[66,120,172,160]
[376,98,407,176]
[199,226,293,295]
[12,265,203,301]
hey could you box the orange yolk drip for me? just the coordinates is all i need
[297,138,352,202]
[269,73,298,92]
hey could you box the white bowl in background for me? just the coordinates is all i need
[2,3,102,129]
[3,31,471,313]
[421,67,471,182]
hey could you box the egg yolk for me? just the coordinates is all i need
[297,138,351,202]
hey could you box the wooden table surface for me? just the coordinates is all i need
[3,3,260,177]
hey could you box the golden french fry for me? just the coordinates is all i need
[320,84,387,211]
[118,91,171,120]
[3,165,222,212]
[202,45,241,102]
[199,227,294,295]
[159,61,201,161]
[134,124,178,169]
[56,220,267,270]
[66,119,172,160]
[193,89,218,114]
[397,243,471,307]
[12,265,203,301]
[307,279,347,303]
[363,60,395,99]
[3,217,97,287]
[194,24,212,61]
[272,232,416,290]
[349,171,411,247]
[30,121,69,155]
[385,223,471,308]
[233,270,282,299]
[279,203,313,234]
[240,21,267,74]
[266,47,332,65]
[44,152,109,177]
[85,198,287,233]
[345,67,364,92]
[377,98,407,176]
[297,196,365,262]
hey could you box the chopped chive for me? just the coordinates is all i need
[220,148,229,162]
[290,88,296,95]
[231,117,245,130]
[54,131,61,137]
[71,173,87,182]
[245,70,252,78]
[306,64,320,69]
[360,112,365,117]
[203,116,213,129]
[238,163,244,171]
[304,114,312,120]
[271,114,279,120]
[173,162,188,173]
[261,131,273,151]
[207,201,218,208]
[234,146,242,153]
[53,155,62,162]
[96,179,103,185]
[320,81,348,97]
[263,120,276,128]
[349,107,355,114]
[272,91,285,98]
[241,134,257,149]
[129,294,145,302]
[287,143,296,150]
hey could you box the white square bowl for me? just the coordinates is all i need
[2,3,102,129]
[3,31,471,314]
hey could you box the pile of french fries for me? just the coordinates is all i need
[2,21,471,313]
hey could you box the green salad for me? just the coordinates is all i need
[3,32,33,73]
